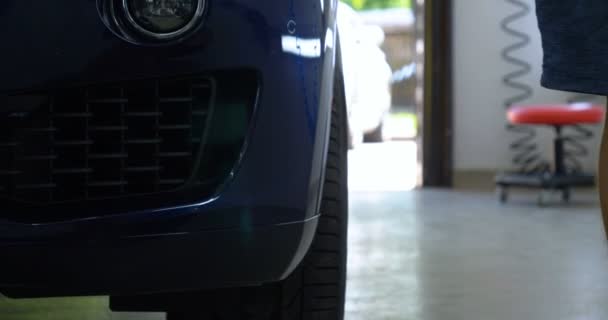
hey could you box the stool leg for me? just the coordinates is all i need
[497,186,508,203]
[554,125,565,176]
[562,188,570,202]
[555,125,569,205]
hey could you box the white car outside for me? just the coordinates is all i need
[338,2,393,144]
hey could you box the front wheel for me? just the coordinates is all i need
[276,65,349,320]
[167,62,349,320]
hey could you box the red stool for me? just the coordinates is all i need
[495,103,604,204]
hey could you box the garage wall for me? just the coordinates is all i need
[452,0,603,172]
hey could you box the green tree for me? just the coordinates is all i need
[341,0,412,10]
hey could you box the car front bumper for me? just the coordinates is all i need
[0,208,318,298]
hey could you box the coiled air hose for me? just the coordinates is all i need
[501,0,548,173]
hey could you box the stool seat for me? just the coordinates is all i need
[508,103,604,125]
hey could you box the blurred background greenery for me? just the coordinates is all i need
[340,0,412,10]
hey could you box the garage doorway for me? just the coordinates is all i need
[340,0,421,192]
[342,0,453,191]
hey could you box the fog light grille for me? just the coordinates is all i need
[0,71,258,223]
[0,77,215,203]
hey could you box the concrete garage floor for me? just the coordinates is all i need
[2,142,608,319]
[346,189,608,320]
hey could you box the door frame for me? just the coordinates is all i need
[417,0,453,187]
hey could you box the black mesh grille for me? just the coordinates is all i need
[0,77,216,204]
[0,70,257,223]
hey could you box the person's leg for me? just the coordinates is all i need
[600,101,608,238]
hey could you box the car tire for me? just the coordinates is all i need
[166,57,349,320]
[276,64,349,320]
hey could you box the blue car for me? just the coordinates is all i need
[0,0,349,319]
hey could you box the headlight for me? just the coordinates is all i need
[123,0,205,39]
